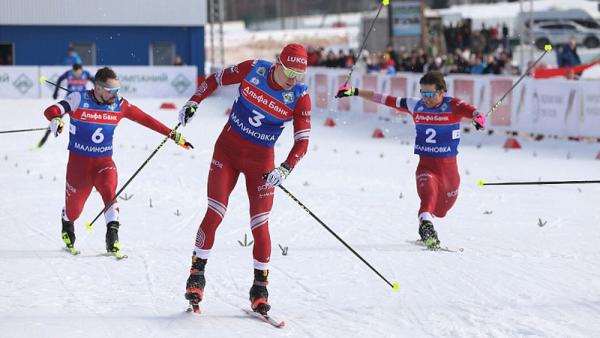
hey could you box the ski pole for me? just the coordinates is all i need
[276,184,400,291]
[478,179,600,187]
[85,123,182,231]
[342,0,390,87]
[0,127,49,134]
[483,44,552,120]
[35,76,72,149]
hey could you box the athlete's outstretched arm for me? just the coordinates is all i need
[44,91,82,120]
[121,99,173,136]
[335,86,413,114]
[188,60,256,105]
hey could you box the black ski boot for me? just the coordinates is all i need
[105,221,121,253]
[249,269,270,315]
[185,255,207,313]
[419,220,440,248]
[61,218,78,254]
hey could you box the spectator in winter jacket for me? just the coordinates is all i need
[558,39,581,68]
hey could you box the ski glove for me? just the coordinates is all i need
[335,85,359,98]
[266,163,291,187]
[171,131,194,150]
[50,117,64,137]
[178,101,198,127]
[472,113,486,130]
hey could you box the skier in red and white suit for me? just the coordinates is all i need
[181,43,311,315]
[335,71,486,249]
[43,67,192,255]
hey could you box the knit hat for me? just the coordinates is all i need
[279,43,308,72]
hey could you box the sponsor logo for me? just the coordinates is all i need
[447,189,459,198]
[286,56,307,65]
[250,77,260,85]
[300,110,311,117]
[83,102,90,108]
[282,91,294,104]
[441,103,448,111]
[13,74,33,94]
[171,74,192,94]
[452,129,461,139]
[74,141,112,153]
[230,111,275,142]
[415,144,452,153]
[257,182,272,192]
[229,65,239,74]
[79,111,118,122]
[211,159,223,169]
[414,114,450,122]
[257,67,266,76]
[242,83,291,117]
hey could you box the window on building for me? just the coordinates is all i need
[150,42,175,65]
[71,42,96,65]
[0,43,14,65]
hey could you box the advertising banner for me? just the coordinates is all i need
[0,66,39,98]
[39,66,197,98]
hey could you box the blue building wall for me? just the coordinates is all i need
[0,25,205,75]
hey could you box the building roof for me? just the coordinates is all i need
[0,0,206,26]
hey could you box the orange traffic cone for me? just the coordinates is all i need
[324,118,336,127]
[503,137,521,149]
[372,128,385,138]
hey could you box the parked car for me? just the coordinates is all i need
[530,20,600,50]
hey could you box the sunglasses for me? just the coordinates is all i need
[278,58,305,81]
[420,90,437,98]
[102,86,120,94]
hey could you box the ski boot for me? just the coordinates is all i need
[105,221,121,253]
[61,219,79,255]
[185,255,207,314]
[249,269,270,315]
[419,220,440,249]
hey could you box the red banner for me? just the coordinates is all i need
[314,73,329,110]
[533,59,600,79]
[489,79,513,127]
[388,76,408,116]
[362,75,378,113]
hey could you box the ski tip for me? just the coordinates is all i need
[382,0,390,6]
[85,222,93,231]
[477,178,486,187]
[544,44,553,52]
[392,282,400,292]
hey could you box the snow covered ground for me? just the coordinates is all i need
[1,95,600,337]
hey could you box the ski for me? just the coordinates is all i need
[186,304,201,315]
[409,240,464,253]
[241,308,285,328]
[63,247,81,255]
[98,251,128,260]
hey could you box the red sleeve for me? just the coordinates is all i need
[284,92,311,170]
[367,93,411,114]
[449,97,478,119]
[121,98,173,136]
[43,92,81,120]
[188,60,256,104]
[44,105,63,121]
